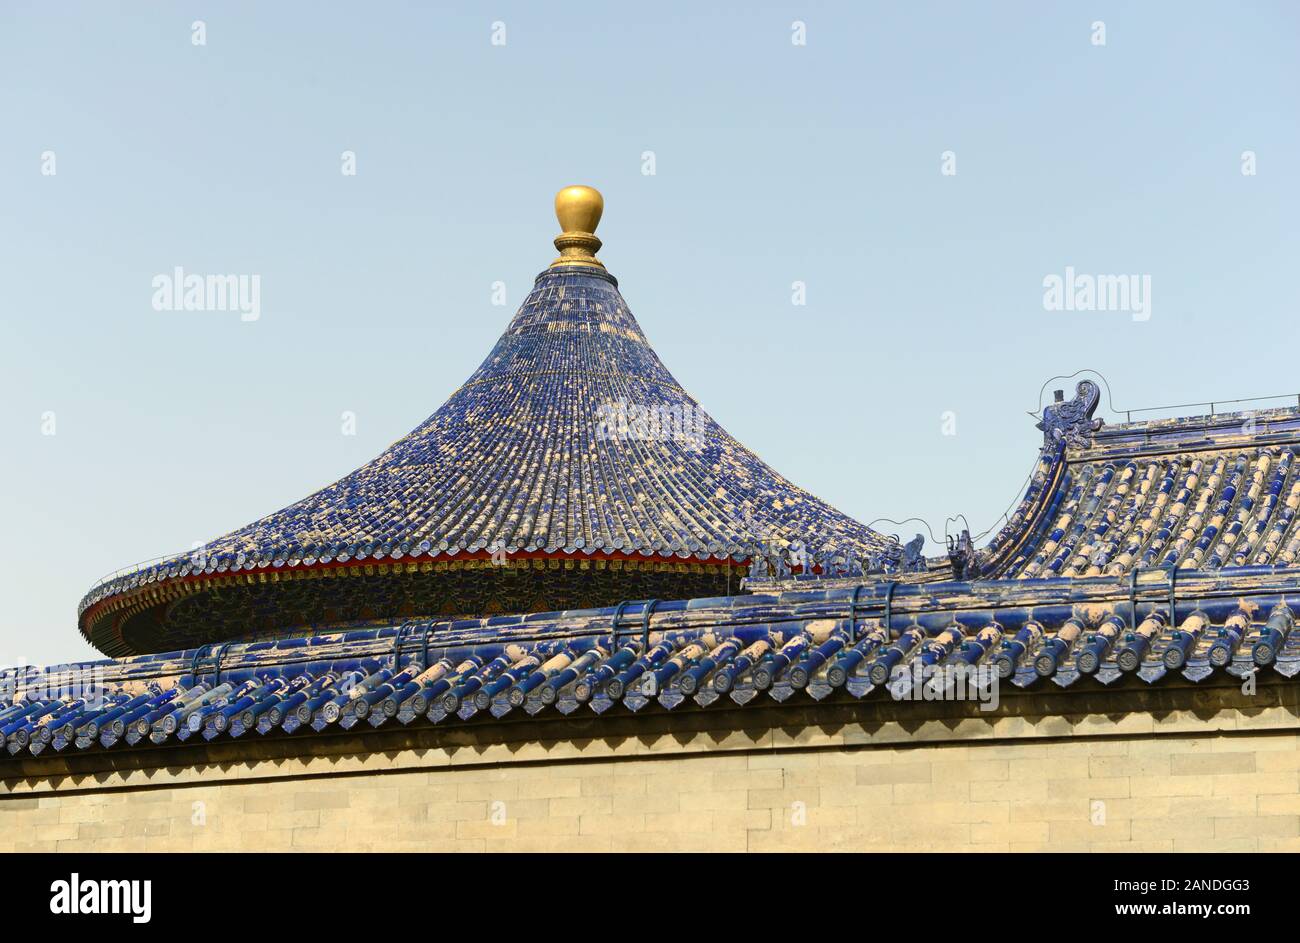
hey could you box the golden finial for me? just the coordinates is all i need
[550,185,605,268]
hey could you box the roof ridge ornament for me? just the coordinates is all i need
[1037,379,1104,448]
[550,185,605,269]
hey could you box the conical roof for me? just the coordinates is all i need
[79,187,885,655]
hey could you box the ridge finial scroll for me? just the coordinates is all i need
[1036,379,1104,448]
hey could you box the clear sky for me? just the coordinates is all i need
[2,1,1297,666]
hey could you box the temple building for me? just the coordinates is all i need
[78,186,886,658]
[4,188,1300,853]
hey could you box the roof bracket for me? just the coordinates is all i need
[1128,567,1141,627]
[421,620,434,670]
[211,643,231,686]
[612,600,651,651]
[641,599,661,652]
[188,641,232,687]
[391,620,415,671]
[1167,564,1179,627]
[188,644,211,686]
[883,581,900,641]
[848,584,868,643]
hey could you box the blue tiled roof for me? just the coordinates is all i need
[749,387,1300,591]
[990,404,1300,579]
[78,264,886,652]
[22,387,1300,761]
[12,568,1300,761]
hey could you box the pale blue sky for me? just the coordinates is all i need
[2,1,1297,664]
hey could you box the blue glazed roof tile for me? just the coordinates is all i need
[32,196,1300,768]
[79,262,886,650]
[13,573,1300,761]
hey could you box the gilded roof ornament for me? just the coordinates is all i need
[550,185,605,269]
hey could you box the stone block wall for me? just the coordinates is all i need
[4,695,1299,851]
